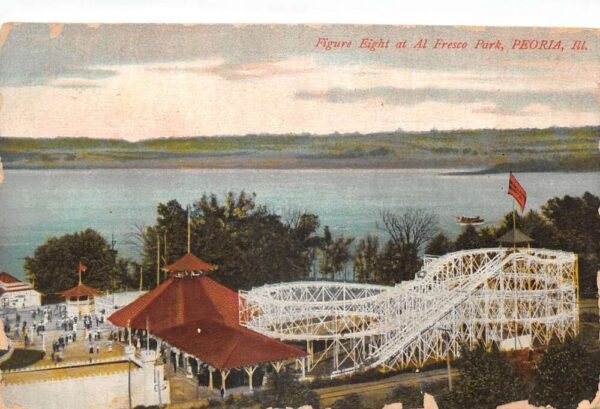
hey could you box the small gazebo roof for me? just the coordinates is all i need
[60,283,102,299]
[497,228,534,245]
[162,253,216,273]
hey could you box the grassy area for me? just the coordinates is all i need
[1,126,598,171]
[0,349,45,370]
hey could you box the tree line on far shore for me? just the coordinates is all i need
[23,191,599,300]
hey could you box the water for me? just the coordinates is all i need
[0,169,597,280]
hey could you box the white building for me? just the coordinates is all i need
[0,273,41,309]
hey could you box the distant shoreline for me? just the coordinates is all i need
[3,165,599,175]
[2,126,598,173]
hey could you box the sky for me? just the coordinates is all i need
[0,23,598,140]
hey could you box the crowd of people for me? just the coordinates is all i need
[1,304,115,364]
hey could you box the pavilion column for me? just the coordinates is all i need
[208,367,214,390]
[306,340,313,371]
[244,365,258,391]
[271,361,284,374]
[300,357,306,379]
[220,369,230,393]
[333,339,339,369]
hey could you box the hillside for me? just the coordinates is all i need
[0,127,598,172]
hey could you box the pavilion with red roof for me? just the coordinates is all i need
[60,282,102,317]
[109,252,307,392]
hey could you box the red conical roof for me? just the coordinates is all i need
[108,274,306,369]
[109,275,238,331]
[60,283,102,298]
[154,318,307,369]
[162,253,216,273]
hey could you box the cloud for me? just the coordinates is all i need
[1,24,598,87]
[146,56,316,80]
[48,81,100,89]
[295,86,599,114]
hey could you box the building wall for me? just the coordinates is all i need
[94,291,146,316]
[2,355,169,409]
[1,290,41,309]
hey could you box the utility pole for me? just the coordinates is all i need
[156,234,160,288]
[128,358,132,409]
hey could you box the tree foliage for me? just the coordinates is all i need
[259,371,320,409]
[388,385,423,409]
[140,192,321,290]
[376,241,421,284]
[319,226,354,278]
[439,192,599,296]
[443,344,527,409]
[454,225,482,251]
[529,338,599,409]
[425,232,454,256]
[24,229,130,300]
[331,393,365,409]
[379,208,438,252]
[354,235,380,283]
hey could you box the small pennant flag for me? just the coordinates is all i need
[508,172,527,213]
[78,262,87,273]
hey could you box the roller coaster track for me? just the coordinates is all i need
[239,248,578,376]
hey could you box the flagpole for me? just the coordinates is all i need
[156,234,160,288]
[187,205,191,254]
[512,199,516,250]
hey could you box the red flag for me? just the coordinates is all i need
[78,262,87,273]
[508,172,527,212]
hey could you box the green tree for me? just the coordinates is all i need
[530,338,599,409]
[387,385,423,409]
[444,344,527,409]
[259,371,320,409]
[375,208,436,284]
[454,225,482,250]
[24,229,130,300]
[319,226,354,279]
[354,235,379,283]
[542,192,600,297]
[286,211,323,277]
[377,240,421,284]
[477,226,499,248]
[425,232,453,256]
[140,193,321,290]
[331,393,365,409]
[493,193,600,296]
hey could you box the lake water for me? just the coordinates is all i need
[0,169,597,280]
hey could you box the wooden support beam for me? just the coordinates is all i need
[271,361,284,373]
[220,369,231,393]
[243,365,258,391]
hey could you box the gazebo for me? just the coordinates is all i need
[60,283,102,317]
[109,252,307,393]
[497,228,534,247]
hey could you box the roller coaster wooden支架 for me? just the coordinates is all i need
[239,247,578,377]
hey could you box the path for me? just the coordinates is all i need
[316,368,457,407]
